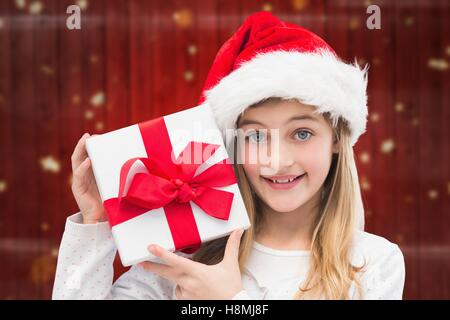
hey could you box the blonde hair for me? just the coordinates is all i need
[192,98,366,299]
[293,118,366,299]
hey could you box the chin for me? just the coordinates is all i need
[263,191,311,213]
[263,198,308,213]
[272,205,303,213]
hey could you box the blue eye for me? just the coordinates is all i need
[295,130,312,141]
[246,131,266,143]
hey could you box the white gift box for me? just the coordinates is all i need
[85,104,251,266]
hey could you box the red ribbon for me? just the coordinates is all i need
[103,117,237,254]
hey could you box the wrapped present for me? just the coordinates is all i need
[85,104,251,266]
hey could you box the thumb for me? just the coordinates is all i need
[223,228,244,264]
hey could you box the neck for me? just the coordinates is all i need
[255,189,322,251]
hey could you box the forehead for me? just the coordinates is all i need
[237,99,325,126]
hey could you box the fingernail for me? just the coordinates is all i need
[148,245,156,254]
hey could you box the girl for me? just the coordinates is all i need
[53,12,405,300]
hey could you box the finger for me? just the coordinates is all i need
[71,158,91,190]
[138,261,179,283]
[224,228,244,263]
[148,244,198,271]
[175,284,184,300]
[71,133,90,172]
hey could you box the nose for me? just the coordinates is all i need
[275,140,296,167]
[261,139,296,175]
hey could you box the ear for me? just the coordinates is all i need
[332,137,340,154]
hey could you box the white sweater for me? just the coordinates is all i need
[52,213,405,300]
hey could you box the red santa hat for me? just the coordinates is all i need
[198,11,369,147]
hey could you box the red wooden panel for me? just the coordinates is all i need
[0,0,15,300]
[216,0,241,44]
[345,1,375,234]
[240,0,264,24]
[172,0,198,109]
[129,0,153,123]
[440,0,450,300]
[57,0,83,236]
[195,0,219,103]
[150,0,179,117]
[417,0,446,299]
[9,0,40,299]
[392,0,421,300]
[149,0,164,119]
[323,0,349,59]
[33,0,61,299]
[81,0,106,135]
[365,1,397,241]
[0,0,448,300]
[106,0,132,281]
[106,0,130,131]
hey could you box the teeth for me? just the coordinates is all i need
[270,177,296,184]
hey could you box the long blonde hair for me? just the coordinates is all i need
[192,100,366,299]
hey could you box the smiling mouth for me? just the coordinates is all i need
[262,173,306,184]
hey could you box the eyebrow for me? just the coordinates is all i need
[238,114,321,127]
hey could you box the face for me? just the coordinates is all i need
[236,99,338,213]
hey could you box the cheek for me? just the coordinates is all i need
[239,141,266,168]
[301,143,333,182]
[242,162,260,182]
[241,143,269,190]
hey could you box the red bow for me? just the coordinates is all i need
[103,117,237,253]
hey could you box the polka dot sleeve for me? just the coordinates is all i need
[52,212,179,300]
[52,212,117,299]
[359,244,406,300]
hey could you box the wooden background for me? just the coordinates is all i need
[0,0,449,299]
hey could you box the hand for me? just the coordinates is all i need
[139,229,245,300]
[70,133,107,224]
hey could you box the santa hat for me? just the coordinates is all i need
[198,11,369,147]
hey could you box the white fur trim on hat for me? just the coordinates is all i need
[204,49,369,146]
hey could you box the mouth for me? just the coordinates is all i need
[261,173,306,190]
